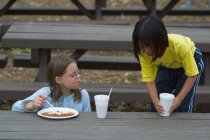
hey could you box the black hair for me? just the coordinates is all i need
[132,16,169,62]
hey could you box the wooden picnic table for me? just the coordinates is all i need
[0,0,180,19]
[0,110,210,140]
[1,23,210,85]
[0,0,106,19]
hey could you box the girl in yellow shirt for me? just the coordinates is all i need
[132,16,204,115]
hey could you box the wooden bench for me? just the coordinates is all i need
[13,54,140,71]
[0,21,131,44]
[0,82,210,112]
[1,0,210,19]
[0,83,148,102]
[0,83,209,104]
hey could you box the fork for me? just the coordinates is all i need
[45,100,54,108]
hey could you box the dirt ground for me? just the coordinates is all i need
[0,0,209,111]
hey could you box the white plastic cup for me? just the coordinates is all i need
[160,93,175,117]
[94,95,109,118]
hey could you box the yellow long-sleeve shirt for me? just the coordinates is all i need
[140,34,199,82]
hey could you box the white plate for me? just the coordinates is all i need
[37,107,79,119]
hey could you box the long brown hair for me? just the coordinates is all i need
[46,55,82,102]
[132,16,169,62]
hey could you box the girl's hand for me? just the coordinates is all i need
[154,101,164,116]
[170,96,182,113]
[32,95,46,109]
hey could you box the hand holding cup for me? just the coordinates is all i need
[159,93,175,117]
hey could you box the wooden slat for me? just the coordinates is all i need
[0,111,210,140]
[0,83,149,101]
[2,7,210,16]
[13,54,140,70]
[0,83,209,104]
[78,55,140,70]
[1,21,209,32]
[165,22,210,28]
[1,21,209,41]
[2,24,210,52]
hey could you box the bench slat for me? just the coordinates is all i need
[13,54,140,70]
[3,7,210,16]
[0,83,209,104]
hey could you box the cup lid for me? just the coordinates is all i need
[160,93,174,100]
[94,94,109,100]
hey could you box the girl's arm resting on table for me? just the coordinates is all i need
[24,101,36,111]
[146,82,164,115]
[170,75,197,112]
[12,87,50,112]
[12,94,46,112]
[12,99,42,112]
[12,100,36,112]
[24,95,46,111]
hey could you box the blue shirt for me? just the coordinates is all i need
[11,87,91,112]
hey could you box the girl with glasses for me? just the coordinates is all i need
[12,55,91,112]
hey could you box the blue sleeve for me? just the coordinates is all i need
[81,89,91,112]
[11,87,51,112]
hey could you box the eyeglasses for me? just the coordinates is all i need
[62,70,81,78]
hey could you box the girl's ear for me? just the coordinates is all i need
[55,76,62,85]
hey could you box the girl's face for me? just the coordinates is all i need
[139,42,153,56]
[55,62,81,90]
[142,47,152,56]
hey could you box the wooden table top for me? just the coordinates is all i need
[2,23,210,52]
[0,110,210,140]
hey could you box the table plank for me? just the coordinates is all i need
[0,111,210,140]
[2,24,210,52]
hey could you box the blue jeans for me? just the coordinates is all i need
[152,48,204,112]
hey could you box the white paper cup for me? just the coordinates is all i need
[94,95,109,118]
[160,93,175,117]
